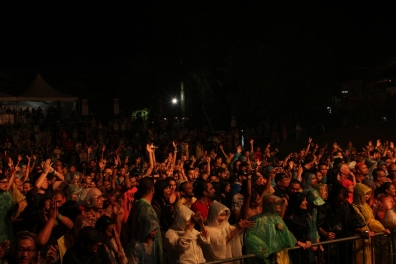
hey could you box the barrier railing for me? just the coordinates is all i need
[201,231,396,264]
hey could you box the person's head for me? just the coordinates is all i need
[388,163,396,181]
[166,177,177,194]
[329,183,348,205]
[217,167,227,180]
[179,181,194,198]
[339,163,350,178]
[207,201,230,227]
[304,154,315,166]
[69,165,76,173]
[288,179,301,194]
[313,184,328,200]
[137,177,155,198]
[275,173,290,189]
[380,182,396,197]
[373,168,387,184]
[171,205,195,231]
[103,180,112,191]
[209,175,219,183]
[353,183,372,205]
[130,175,137,188]
[187,169,196,181]
[78,226,104,253]
[22,181,32,195]
[77,188,104,210]
[12,231,37,264]
[306,188,325,208]
[14,177,23,192]
[194,181,215,199]
[0,174,8,191]
[315,171,323,183]
[288,192,308,212]
[52,189,67,207]
[355,162,369,177]
[262,194,285,214]
[220,181,231,195]
[95,215,116,240]
[153,180,171,200]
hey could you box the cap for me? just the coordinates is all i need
[306,188,325,206]
[78,226,104,243]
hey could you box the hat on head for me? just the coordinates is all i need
[355,162,366,170]
[78,226,104,243]
[306,188,325,206]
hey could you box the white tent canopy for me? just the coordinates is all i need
[16,74,78,101]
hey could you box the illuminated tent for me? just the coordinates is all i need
[17,74,78,101]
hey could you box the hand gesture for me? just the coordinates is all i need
[267,143,271,149]
[172,141,177,148]
[237,219,256,229]
[391,142,395,149]
[250,139,254,144]
[377,139,381,147]
[17,154,23,162]
[8,158,14,170]
[308,137,312,144]
[32,154,37,161]
[256,160,262,166]
[43,159,52,173]
[102,145,106,152]
[99,160,105,170]
[146,144,153,153]
[112,226,120,240]
[327,232,336,240]
[87,146,92,153]
[49,198,58,220]
[237,146,242,154]
[368,141,373,147]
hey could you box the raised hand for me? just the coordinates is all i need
[237,219,256,229]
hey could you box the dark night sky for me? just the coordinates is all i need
[1,1,396,118]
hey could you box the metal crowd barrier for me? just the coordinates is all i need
[201,231,396,264]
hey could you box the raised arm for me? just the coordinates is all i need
[305,137,312,156]
[35,159,52,189]
[241,174,252,219]
[219,145,229,160]
[144,144,154,177]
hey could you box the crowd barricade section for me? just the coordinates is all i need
[200,232,396,264]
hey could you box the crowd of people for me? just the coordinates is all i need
[0,117,395,264]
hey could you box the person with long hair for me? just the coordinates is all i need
[151,180,174,237]
[95,216,127,264]
[283,192,312,263]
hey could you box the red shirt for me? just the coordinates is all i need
[191,200,212,219]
